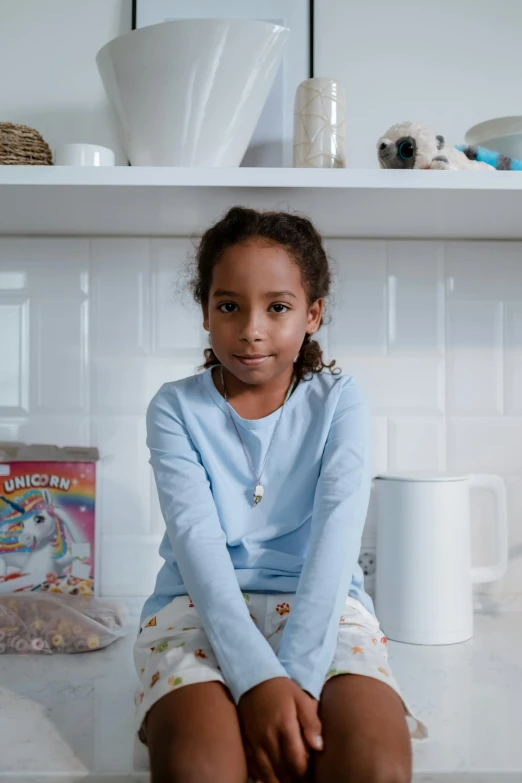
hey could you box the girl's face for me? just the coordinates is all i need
[202,238,323,386]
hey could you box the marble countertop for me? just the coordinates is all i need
[0,607,521,783]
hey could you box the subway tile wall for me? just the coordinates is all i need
[0,237,521,608]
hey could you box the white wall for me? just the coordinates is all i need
[315,0,522,167]
[0,0,131,165]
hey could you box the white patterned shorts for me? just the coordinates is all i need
[133,592,428,744]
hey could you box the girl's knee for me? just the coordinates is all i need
[145,683,247,783]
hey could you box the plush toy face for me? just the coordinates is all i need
[377,121,445,169]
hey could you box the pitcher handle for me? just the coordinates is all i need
[469,474,508,584]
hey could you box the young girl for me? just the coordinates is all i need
[134,207,427,783]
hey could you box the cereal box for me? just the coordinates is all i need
[0,444,99,596]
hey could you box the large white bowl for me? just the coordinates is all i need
[465,116,522,160]
[96,19,289,167]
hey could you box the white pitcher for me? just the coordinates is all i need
[374,473,508,645]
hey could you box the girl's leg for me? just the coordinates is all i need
[145,681,248,783]
[313,674,412,783]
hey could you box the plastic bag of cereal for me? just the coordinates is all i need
[0,594,128,654]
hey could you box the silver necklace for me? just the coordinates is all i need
[220,365,295,507]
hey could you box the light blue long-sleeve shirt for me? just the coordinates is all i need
[142,367,373,704]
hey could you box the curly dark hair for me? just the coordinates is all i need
[190,205,339,382]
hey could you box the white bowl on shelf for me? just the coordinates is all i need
[96,19,289,167]
[465,116,522,159]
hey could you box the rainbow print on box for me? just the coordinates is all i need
[0,444,99,595]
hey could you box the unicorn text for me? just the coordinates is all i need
[3,475,71,494]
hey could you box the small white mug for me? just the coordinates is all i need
[54,143,115,166]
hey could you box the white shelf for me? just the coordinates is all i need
[2,166,522,238]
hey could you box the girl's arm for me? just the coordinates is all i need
[147,385,289,704]
[276,377,372,699]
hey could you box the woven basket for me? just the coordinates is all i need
[0,123,53,165]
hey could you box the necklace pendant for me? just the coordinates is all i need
[254,484,264,506]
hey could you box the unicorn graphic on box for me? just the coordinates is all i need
[0,488,89,591]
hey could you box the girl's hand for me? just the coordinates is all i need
[237,677,323,783]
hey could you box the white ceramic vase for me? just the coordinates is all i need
[96,19,289,167]
[293,77,347,168]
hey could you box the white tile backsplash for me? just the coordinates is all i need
[388,417,446,474]
[91,415,150,535]
[18,416,91,447]
[342,355,445,414]
[0,271,26,289]
[327,240,387,355]
[90,239,151,357]
[0,298,29,414]
[0,238,89,296]
[0,235,521,604]
[504,302,522,415]
[150,238,206,355]
[91,357,195,416]
[446,300,504,415]
[505,477,522,595]
[447,417,522,476]
[100,534,164,596]
[0,418,25,441]
[32,298,88,413]
[446,241,522,301]
[387,240,445,354]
